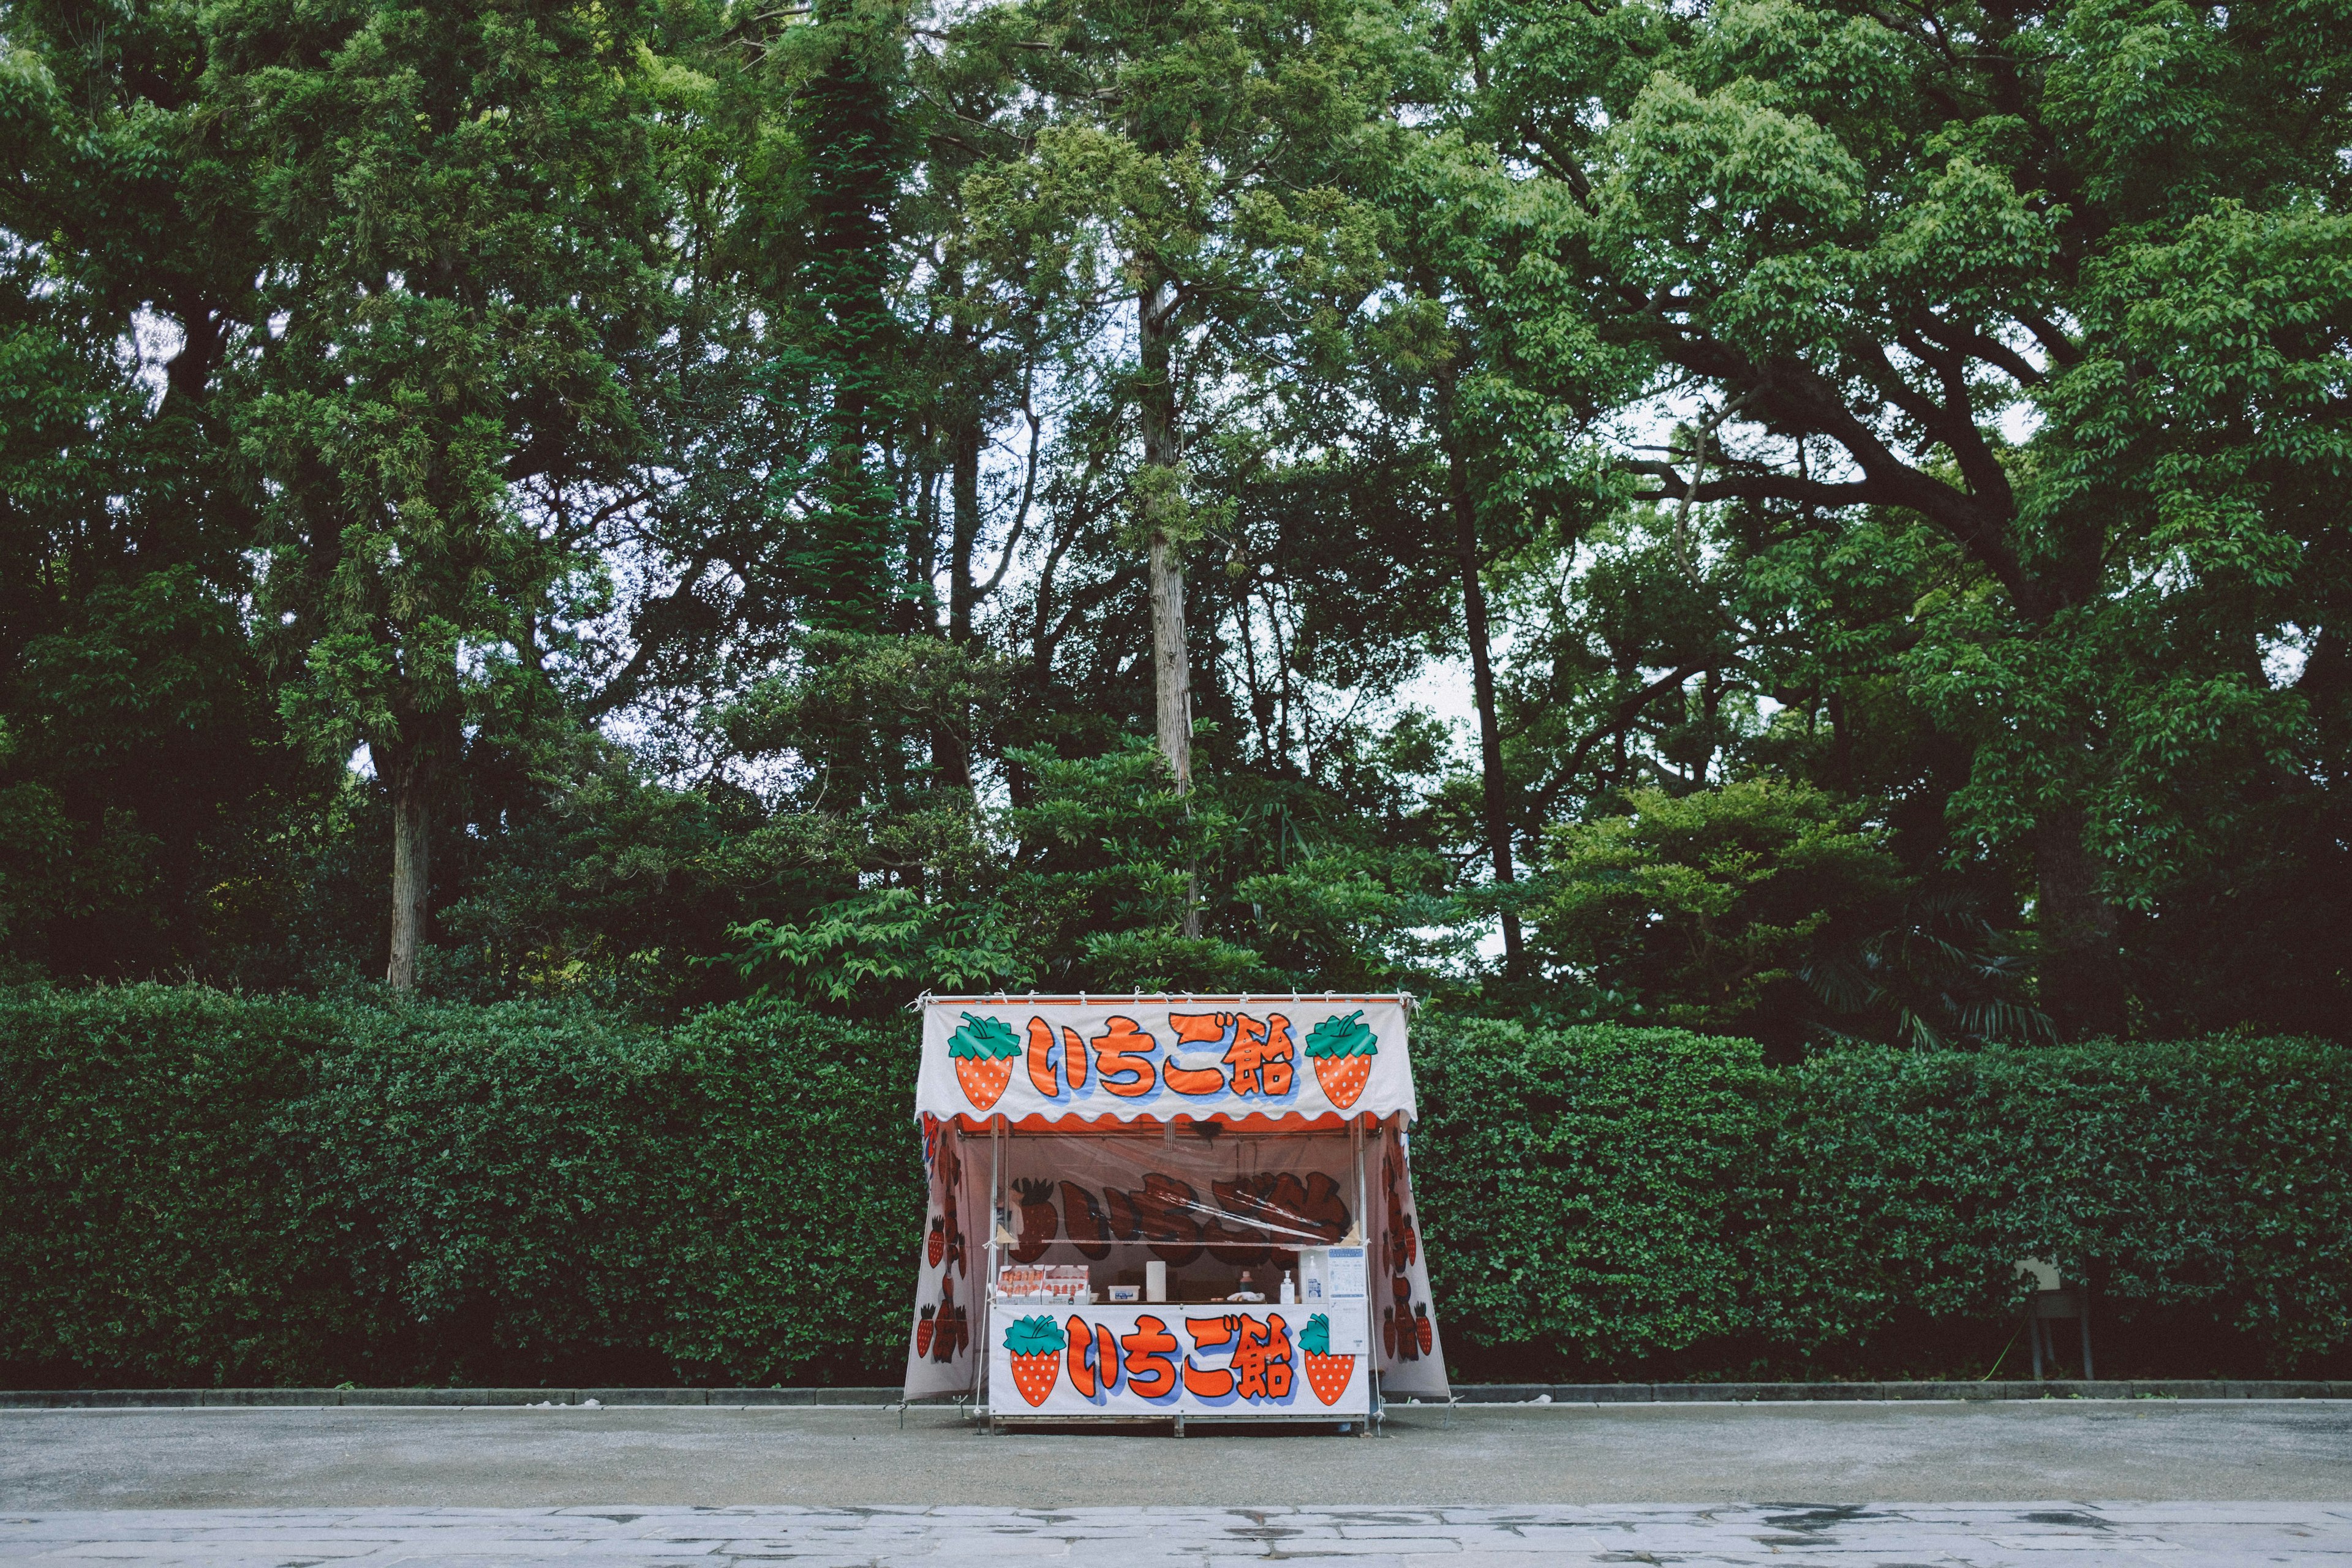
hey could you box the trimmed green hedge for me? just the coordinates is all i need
[4,987,2346,1385]
[1414,1022,2352,1380]
[0,986,918,1387]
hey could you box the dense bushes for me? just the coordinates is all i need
[4,986,2347,1386]
[0,986,919,1387]
[1414,1022,2352,1381]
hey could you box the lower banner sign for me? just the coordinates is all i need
[991,1303,1370,1418]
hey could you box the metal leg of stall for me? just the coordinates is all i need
[978,1119,1003,1428]
[1352,1114,1380,1438]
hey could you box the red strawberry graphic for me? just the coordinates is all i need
[1304,1012,1377,1110]
[915,1305,936,1359]
[927,1215,944,1267]
[1382,1306,1397,1359]
[1304,1352,1354,1404]
[1415,1303,1434,1356]
[949,1013,1021,1111]
[1314,1055,1370,1107]
[1003,1315,1067,1406]
[1300,1314,1354,1406]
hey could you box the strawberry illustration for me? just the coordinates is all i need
[1303,1011,1377,1109]
[1414,1302,1434,1356]
[1009,1178,1058,1264]
[1300,1314,1355,1406]
[949,1012,1021,1111]
[915,1304,936,1359]
[1382,1306,1397,1359]
[927,1215,944,1268]
[1003,1315,1067,1406]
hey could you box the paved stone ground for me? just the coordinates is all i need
[6,1403,2348,1509]
[1,1503,2349,1566]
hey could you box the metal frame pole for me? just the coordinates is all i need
[979,1119,1003,1422]
[1352,1113,1378,1431]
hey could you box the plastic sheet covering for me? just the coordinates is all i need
[900,1119,1450,1401]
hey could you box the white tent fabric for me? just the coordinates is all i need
[902,995,1447,1404]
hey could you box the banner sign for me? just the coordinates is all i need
[990,1303,1370,1418]
[917,996,1413,1125]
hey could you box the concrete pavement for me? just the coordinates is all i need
[3,1401,2348,1508]
[1,1503,2349,1566]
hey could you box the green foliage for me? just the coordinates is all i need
[0,985,920,1387]
[1414,1020,1767,1368]
[5,0,2351,1055]
[0,985,358,1385]
[1752,1038,2352,1370]
[1413,1017,2352,1380]
[643,1001,925,1383]
[7,987,2346,1386]
[730,892,1030,1009]
[1532,779,1904,1042]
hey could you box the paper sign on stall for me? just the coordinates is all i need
[1324,1246,1367,1354]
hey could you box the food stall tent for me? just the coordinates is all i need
[902,994,1447,1428]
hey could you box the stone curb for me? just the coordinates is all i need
[4,1379,2347,1409]
[0,1388,909,1409]
[1444,1379,2352,1403]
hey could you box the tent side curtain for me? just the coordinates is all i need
[914,996,1414,1126]
[900,1118,1449,1401]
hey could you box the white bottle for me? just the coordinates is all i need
[1279,1272,1296,1305]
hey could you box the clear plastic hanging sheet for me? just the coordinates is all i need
[901,1117,1449,1401]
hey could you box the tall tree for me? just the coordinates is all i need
[962,0,1403,808]
[0,0,309,978]
[770,0,911,635]
[1368,123,1637,979]
[1457,0,2352,1036]
[224,0,669,990]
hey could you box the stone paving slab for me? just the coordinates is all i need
[16,1403,2352,1510]
[4,1506,2351,1566]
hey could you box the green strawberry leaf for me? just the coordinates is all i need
[1303,1011,1376,1060]
[950,1012,1022,1061]
[1003,1314,1068,1355]
[1300,1313,1332,1355]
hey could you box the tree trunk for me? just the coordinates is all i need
[948,418,981,647]
[1138,272,1199,938]
[380,741,431,995]
[1440,393,1524,974]
[2035,802,2125,1039]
